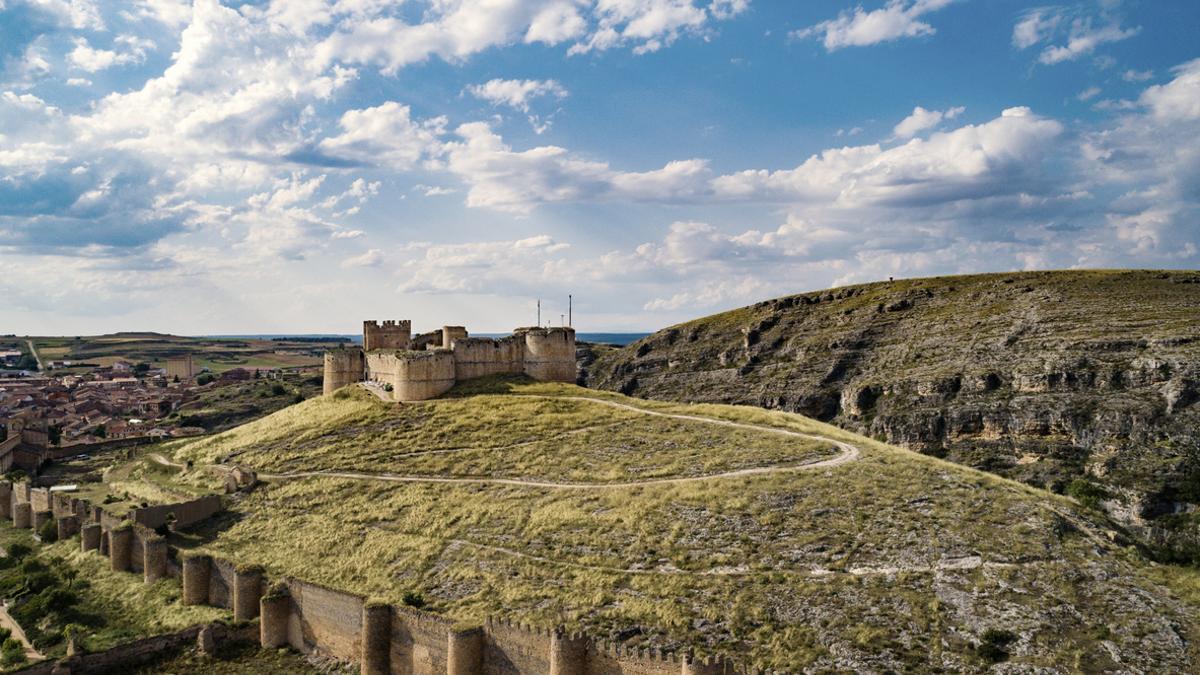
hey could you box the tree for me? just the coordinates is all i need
[48,424,62,447]
[93,424,106,439]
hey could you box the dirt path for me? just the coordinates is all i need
[443,538,1032,579]
[0,602,42,661]
[25,340,44,372]
[152,393,861,489]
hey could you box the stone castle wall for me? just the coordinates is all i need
[366,351,458,401]
[452,337,525,382]
[10,475,742,675]
[325,321,577,402]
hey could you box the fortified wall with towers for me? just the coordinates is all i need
[323,320,577,401]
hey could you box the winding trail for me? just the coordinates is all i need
[152,393,861,489]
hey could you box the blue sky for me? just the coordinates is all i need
[1,0,1197,335]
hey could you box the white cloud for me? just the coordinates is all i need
[315,0,746,72]
[68,35,156,72]
[792,0,957,51]
[1012,8,1060,49]
[1122,69,1153,82]
[342,248,384,268]
[1077,86,1101,101]
[1138,58,1200,122]
[1038,19,1139,65]
[27,0,104,30]
[466,78,568,113]
[892,105,963,138]
[316,101,446,169]
[396,235,570,294]
[65,77,92,86]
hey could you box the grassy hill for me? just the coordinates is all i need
[135,377,1200,672]
[583,270,1200,563]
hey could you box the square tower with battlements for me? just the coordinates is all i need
[363,320,412,351]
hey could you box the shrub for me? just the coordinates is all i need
[1066,479,1110,510]
[37,518,58,542]
[271,384,286,396]
[401,591,425,609]
[6,543,31,560]
[1,637,25,665]
[977,628,1017,663]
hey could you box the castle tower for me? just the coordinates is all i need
[323,349,365,395]
[363,320,412,351]
[521,327,577,382]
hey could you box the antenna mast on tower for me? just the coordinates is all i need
[537,299,541,327]
[568,294,572,327]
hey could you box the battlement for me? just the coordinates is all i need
[325,319,576,401]
[363,319,412,351]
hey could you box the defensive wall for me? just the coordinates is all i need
[325,321,577,402]
[3,476,749,674]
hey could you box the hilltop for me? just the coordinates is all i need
[124,377,1200,672]
[583,270,1200,561]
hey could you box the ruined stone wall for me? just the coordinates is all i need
[452,337,525,382]
[520,327,577,382]
[364,320,412,352]
[0,436,18,472]
[324,349,366,395]
[366,351,457,402]
[442,326,468,347]
[29,487,50,513]
[130,494,223,530]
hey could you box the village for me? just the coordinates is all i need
[0,355,300,473]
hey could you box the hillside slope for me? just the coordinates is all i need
[145,379,1198,672]
[583,270,1200,560]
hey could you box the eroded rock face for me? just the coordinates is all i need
[583,270,1200,559]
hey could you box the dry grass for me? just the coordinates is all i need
[139,377,1200,671]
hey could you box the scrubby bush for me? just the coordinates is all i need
[1,637,25,665]
[1066,479,1110,510]
[38,518,58,542]
[977,628,1017,663]
[401,591,425,608]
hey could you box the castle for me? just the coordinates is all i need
[323,320,577,400]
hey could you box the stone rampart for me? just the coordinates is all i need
[366,351,457,402]
[130,494,223,530]
[452,337,525,382]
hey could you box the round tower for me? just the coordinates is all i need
[522,327,577,382]
[323,348,365,395]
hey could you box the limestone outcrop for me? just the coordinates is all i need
[583,270,1200,561]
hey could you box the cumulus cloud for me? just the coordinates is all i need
[466,78,567,113]
[792,0,957,51]
[315,102,446,169]
[892,105,963,138]
[315,0,745,73]
[68,35,155,72]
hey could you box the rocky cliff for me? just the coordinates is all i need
[584,270,1200,560]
